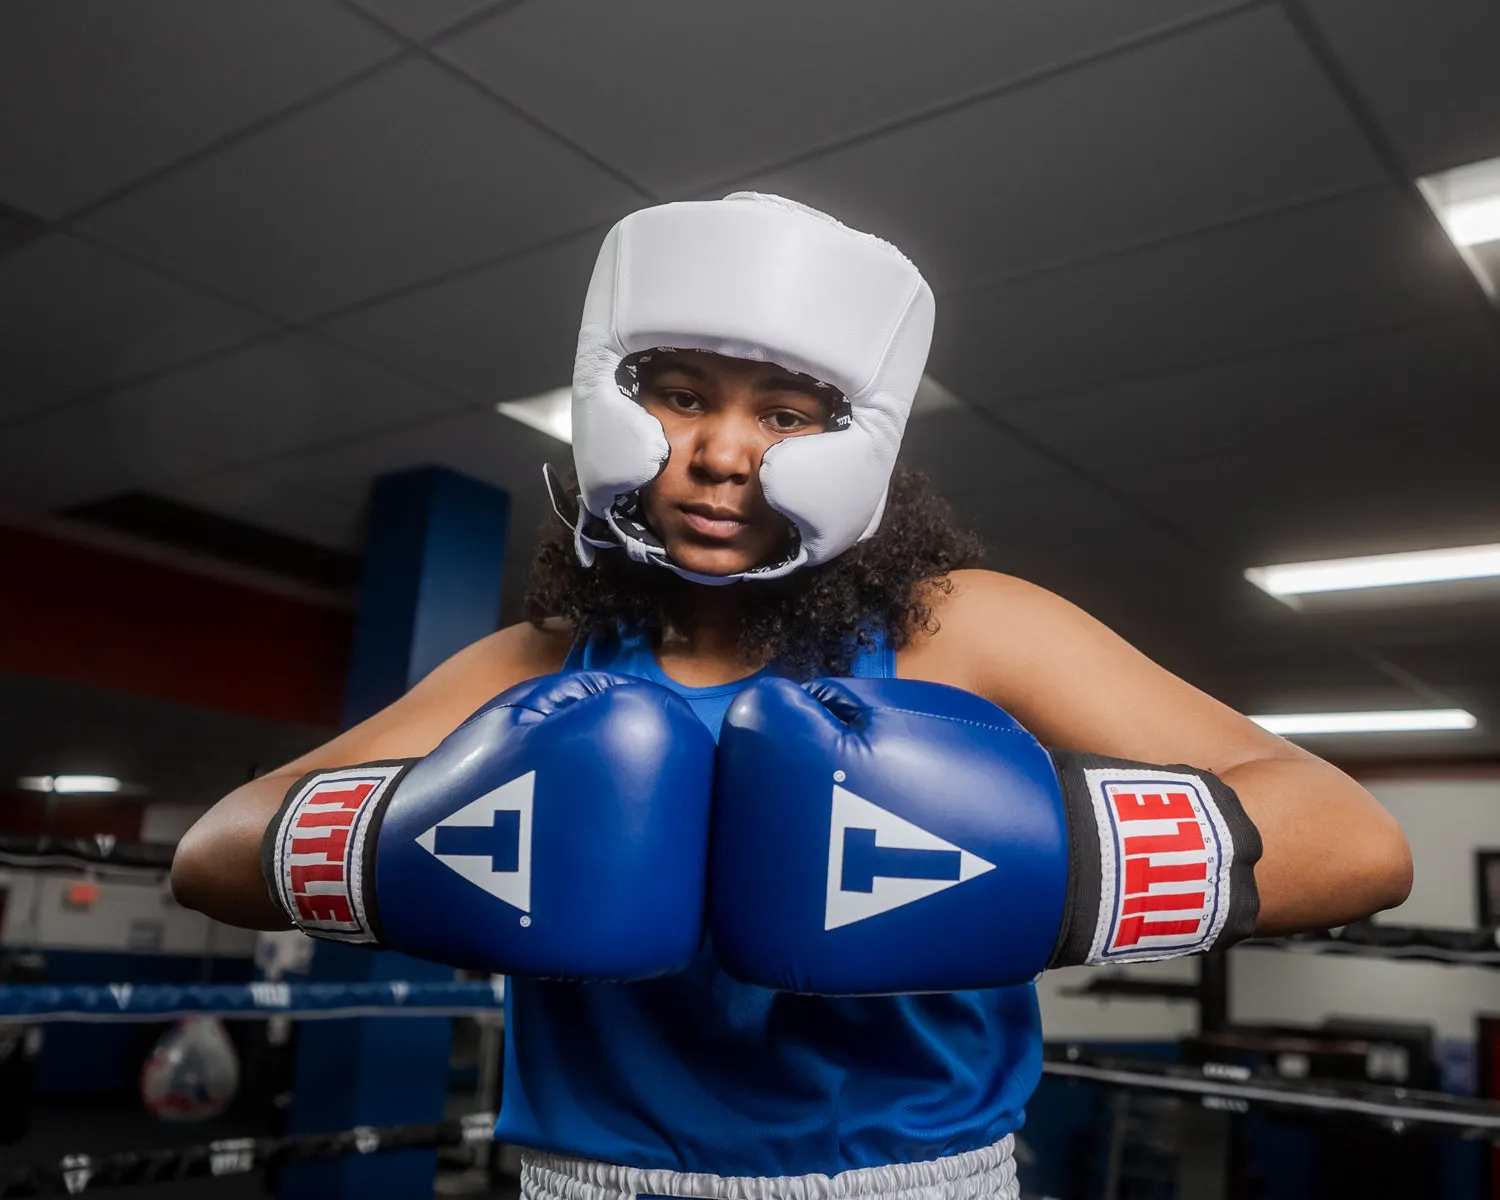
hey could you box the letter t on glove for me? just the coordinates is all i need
[709,677,1261,995]
[262,671,716,982]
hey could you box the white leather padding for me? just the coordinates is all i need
[569,192,934,581]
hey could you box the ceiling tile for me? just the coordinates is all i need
[1315,592,1500,654]
[1306,0,1500,174]
[931,186,1479,407]
[437,0,1241,197]
[734,7,1384,292]
[946,480,1415,709]
[1197,643,1427,716]
[346,0,500,41]
[1087,421,1500,571]
[317,231,599,404]
[1378,636,1500,695]
[105,333,469,475]
[1312,602,1500,713]
[78,60,644,321]
[0,202,45,254]
[1313,729,1500,764]
[951,481,1245,681]
[0,0,398,218]
[0,401,172,515]
[0,234,271,423]
[898,407,1064,494]
[952,478,1191,588]
[178,441,553,615]
[208,405,562,515]
[0,334,466,512]
[1001,316,1500,481]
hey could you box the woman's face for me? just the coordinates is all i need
[635,350,834,579]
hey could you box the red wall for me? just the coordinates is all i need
[0,526,353,727]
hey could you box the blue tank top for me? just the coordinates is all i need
[495,626,1043,1177]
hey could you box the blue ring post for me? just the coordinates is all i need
[280,466,511,1200]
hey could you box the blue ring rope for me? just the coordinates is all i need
[0,979,504,1023]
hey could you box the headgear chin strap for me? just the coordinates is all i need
[556,192,935,585]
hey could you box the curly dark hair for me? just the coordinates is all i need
[524,466,984,679]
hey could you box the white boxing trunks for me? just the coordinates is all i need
[519,1137,1019,1200]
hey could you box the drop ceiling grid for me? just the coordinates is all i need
[0,2,402,219]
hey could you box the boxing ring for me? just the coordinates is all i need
[3,836,1500,1195]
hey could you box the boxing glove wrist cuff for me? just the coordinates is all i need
[1045,751,1262,968]
[260,762,415,947]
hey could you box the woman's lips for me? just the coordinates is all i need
[680,507,748,539]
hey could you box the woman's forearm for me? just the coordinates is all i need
[172,773,300,930]
[1222,755,1412,935]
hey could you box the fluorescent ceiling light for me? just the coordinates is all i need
[1418,155,1500,297]
[1250,710,1477,736]
[497,386,572,444]
[55,775,124,794]
[1442,194,1500,248]
[1245,543,1500,598]
[1419,155,1500,247]
[18,774,124,794]
[498,374,963,444]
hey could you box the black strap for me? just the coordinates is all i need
[1046,751,1262,967]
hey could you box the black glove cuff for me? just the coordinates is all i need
[1047,751,1262,968]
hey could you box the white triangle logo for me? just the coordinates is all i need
[825,785,995,930]
[415,772,533,915]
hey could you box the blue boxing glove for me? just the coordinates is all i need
[710,677,1261,995]
[263,671,715,981]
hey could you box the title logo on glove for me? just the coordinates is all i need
[1086,769,1228,962]
[273,765,405,943]
[825,785,995,930]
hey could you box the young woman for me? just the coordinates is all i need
[174,194,1411,1200]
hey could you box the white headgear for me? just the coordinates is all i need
[550,192,934,584]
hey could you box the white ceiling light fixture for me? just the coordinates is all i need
[18,774,125,794]
[495,373,965,446]
[1245,543,1500,602]
[1250,710,1478,736]
[496,386,572,444]
[1418,155,1500,299]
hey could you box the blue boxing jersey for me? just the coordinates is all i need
[495,626,1043,1177]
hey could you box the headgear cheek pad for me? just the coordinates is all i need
[559,192,935,585]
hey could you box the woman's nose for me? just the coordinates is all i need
[688,413,759,483]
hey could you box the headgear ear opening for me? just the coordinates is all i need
[552,192,934,585]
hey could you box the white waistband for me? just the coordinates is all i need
[519,1137,1019,1200]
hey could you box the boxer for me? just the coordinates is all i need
[174,194,1411,1199]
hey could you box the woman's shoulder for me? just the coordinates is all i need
[919,568,1056,634]
[898,569,1065,689]
[458,617,576,688]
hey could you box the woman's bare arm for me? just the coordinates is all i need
[902,570,1412,934]
[171,620,572,929]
